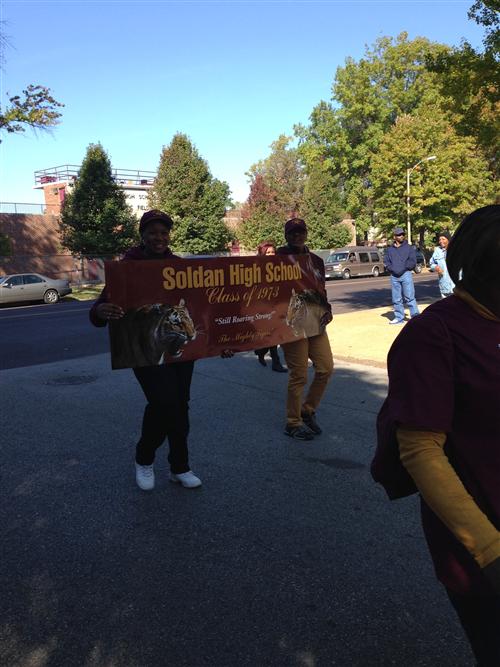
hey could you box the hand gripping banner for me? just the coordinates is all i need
[105,254,330,369]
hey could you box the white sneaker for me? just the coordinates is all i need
[169,470,202,488]
[135,463,155,491]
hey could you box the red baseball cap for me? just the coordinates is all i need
[139,209,174,234]
[284,218,307,235]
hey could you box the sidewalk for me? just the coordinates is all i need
[0,347,471,666]
[327,304,429,368]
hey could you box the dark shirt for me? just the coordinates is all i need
[386,295,500,594]
[384,241,416,277]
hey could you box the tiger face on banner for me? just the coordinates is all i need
[105,254,329,369]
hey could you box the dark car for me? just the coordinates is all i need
[414,247,426,273]
[380,246,426,274]
[0,273,72,305]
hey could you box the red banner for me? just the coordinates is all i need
[105,254,330,369]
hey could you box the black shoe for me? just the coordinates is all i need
[284,424,314,440]
[302,412,322,435]
[255,351,267,366]
[272,361,288,373]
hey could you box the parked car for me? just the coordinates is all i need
[414,247,426,273]
[0,273,72,305]
[324,246,384,280]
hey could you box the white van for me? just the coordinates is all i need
[324,246,384,280]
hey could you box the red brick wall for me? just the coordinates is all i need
[0,213,77,280]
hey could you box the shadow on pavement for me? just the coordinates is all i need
[0,352,471,666]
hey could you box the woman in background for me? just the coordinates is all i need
[429,231,455,298]
[254,241,287,373]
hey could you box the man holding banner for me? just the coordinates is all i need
[89,210,203,492]
[278,218,334,441]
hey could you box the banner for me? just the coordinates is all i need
[105,254,330,369]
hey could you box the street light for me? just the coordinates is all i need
[406,155,436,241]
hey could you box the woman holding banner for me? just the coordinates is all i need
[277,218,334,441]
[254,241,288,373]
[89,209,202,491]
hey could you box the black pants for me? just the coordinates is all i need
[447,589,500,666]
[133,361,194,474]
[255,346,280,360]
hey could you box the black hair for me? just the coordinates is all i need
[447,205,500,287]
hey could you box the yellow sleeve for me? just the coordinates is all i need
[397,427,500,568]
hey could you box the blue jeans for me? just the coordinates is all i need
[391,271,419,321]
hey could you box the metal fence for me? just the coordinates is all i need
[34,165,157,187]
[0,202,46,214]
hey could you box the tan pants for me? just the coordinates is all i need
[281,332,334,428]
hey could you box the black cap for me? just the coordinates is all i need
[139,210,173,234]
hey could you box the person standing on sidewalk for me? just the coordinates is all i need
[384,227,420,324]
[385,205,500,664]
[429,231,455,298]
[89,209,202,492]
[254,241,287,373]
[277,218,334,441]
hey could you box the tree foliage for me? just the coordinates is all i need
[240,136,350,250]
[60,143,138,256]
[292,30,497,242]
[247,135,305,218]
[238,136,304,251]
[426,1,499,174]
[0,85,64,140]
[238,174,284,249]
[296,33,450,235]
[149,133,232,254]
[371,110,495,241]
[0,232,12,256]
[302,166,346,248]
[0,29,63,141]
[468,0,500,52]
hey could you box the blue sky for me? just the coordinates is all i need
[1,0,485,207]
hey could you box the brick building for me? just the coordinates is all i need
[34,165,156,217]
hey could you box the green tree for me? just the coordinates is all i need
[149,133,232,254]
[302,165,345,248]
[426,0,499,175]
[238,174,284,250]
[238,210,285,251]
[247,135,305,218]
[0,28,63,141]
[0,85,63,141]
[370,110,495,242]
[239,135,306,251]
[60,143,138,255]
[296,33,450,234]
[468,0,499,52]
[0,232,12,256]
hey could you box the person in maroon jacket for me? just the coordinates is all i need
[385,205,500,664]
[277,218,334,440]
[89,209,202,491]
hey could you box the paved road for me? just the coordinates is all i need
[0,353,471,666]
[327,272,439,313]
[0,301,108,370]
[1,274,439,370]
